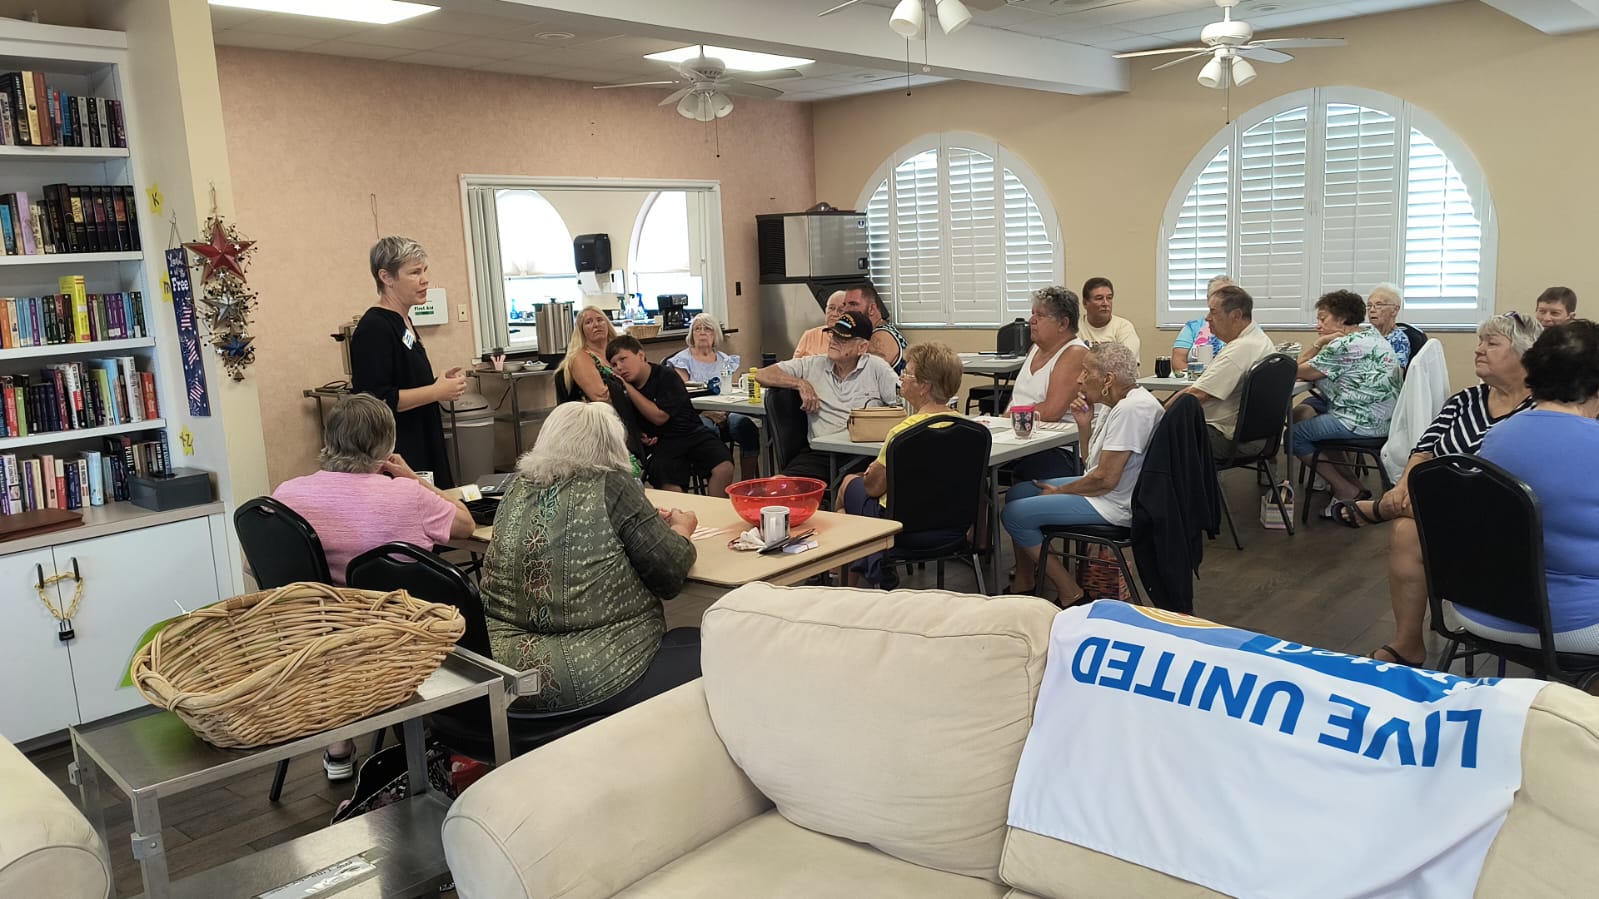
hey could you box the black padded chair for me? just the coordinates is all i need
[1300,436,1394,523]
[881,417,992,593]
[966,319,1030,415]
[1215,354,1298,548]
[763,386,811,474]
[1410,455,1599,686]
[234,496,332,588]
[345,542,612,761]
[1398,322,1428,366]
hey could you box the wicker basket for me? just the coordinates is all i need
[130,582,465,748]
[626,322,661,339]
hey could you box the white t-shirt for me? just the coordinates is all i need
[1082,387,1164,526]
[1078,315,1142,366]
[1007,338,1088,417]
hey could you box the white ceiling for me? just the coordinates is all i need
[210,0,1531,100]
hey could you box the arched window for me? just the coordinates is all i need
[630,190,703,312]
[1160,88,1495,328]
[858,133,1061,327]
[496,189,581,322]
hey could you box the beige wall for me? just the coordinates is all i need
[814,1,1599,389]
[216,47,815,486]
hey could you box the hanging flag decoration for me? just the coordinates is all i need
[165,247,212,415]
[183,216,259,381]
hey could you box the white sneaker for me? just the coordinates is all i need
[323,750,356,782]
[1310,475,1330,492]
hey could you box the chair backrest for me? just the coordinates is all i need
[997,319,1030,356]
[1398,322,1428,359]
[764,386,811,471]
[1409,454,1556,665]
[234,496,332,588]
[346,542,493,656]
[1231,353,1298,452]
[884,416,992,534]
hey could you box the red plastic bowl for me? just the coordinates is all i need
[725,477,826,526]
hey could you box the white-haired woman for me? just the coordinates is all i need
[350,236,467,487]
[665,312,760,477]
[1351,312,1540,667]
[272,393,475,779]
[1002,343,1164,604]
[1367,283,1411,368]
[480,402,701,714]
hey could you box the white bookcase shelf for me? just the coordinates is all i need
[0,417,165,451]
[0,251,143,266]
[0,336,153,360]
[0,145,128,160]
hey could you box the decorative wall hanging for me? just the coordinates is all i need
[165,246,212,414]
[183,215,259,381]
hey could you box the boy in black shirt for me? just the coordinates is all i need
[607,336,735,496]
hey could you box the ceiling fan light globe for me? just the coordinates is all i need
[889,0,926,39]
[1230,56,1257,86]
[677,93,714,122]
[710,92,734,118]
[1197,55,1227,89]
[936,0,972,34]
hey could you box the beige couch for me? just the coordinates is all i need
[441,584,1599,898]
[0,737,111,899]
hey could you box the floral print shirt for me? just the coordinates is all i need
[1309,329,1403,436]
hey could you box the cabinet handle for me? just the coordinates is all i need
[36,563,44,590]
[70,557,80,579]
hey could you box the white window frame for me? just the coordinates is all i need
[857,131,1063,328]
[460,175,727,357]
[1157,87,1497,330]
[628,189,706,314]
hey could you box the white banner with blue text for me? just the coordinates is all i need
[1008,601,1544,899]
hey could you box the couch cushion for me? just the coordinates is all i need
[0,738,110,899]
[617,810,1012,898]
[1476,683,1599,896]
[700,583,1058,882]
[999,828,1226,899]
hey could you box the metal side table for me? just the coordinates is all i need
[69,651,512,899]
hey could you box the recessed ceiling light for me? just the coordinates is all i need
[535,31,575,41]
[209,0,437,25]
[645,44,813,72]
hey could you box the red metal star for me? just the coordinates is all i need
[184,219,255,283]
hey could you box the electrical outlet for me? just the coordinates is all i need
[457,304,469,322]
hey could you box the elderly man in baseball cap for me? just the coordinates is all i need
[752,310,902,481]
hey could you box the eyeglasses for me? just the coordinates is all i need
[1368,303,1398,310]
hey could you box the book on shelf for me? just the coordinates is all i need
[0,71,125,149]
[0,354,159,438]
[0,432,167,515]
[0,288,145,347]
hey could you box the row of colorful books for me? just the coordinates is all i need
[0,435,168,515]
[0,356,159,438]
[0,184,140,256]
[0,72,125,148]
[0,282,148,349]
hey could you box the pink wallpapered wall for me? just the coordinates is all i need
[215,47,816,486]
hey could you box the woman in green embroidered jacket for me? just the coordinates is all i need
[479,401,701,713]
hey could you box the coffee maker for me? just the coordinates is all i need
[659,294,692,331]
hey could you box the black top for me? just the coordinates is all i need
[637,363,702,439]
[349,306,454,488]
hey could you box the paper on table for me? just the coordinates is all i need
[691,526,729,541]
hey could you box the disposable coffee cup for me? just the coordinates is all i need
[760,505,790,545]
[1010,405,1037,440]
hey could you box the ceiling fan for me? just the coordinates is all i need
[593,49,805,121]
[1115,0,1345,89]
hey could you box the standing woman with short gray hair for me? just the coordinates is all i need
[350,236,468,487]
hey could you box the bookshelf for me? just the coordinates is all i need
[0,21,230,747]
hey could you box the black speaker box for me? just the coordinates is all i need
[573,233,612,273]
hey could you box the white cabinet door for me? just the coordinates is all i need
[0,548,81,743]
[62,516,224,725]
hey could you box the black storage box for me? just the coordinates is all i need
[129,467,213,511]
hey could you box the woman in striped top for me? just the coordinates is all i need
[1352,312,1542,667]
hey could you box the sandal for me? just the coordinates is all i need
[1370,644,1424,668]
[1320,489,1372,520]
[1332,496,1388,529]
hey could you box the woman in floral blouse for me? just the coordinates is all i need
[479,402,700,713]
[1292,289,1403,505]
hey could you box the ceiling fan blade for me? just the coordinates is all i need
[658,88,692,106]
[720,81,784,99]
[743,68,808,81]
[1151,50,1215,71]
[1237,47,1292,64]
[1246,37,1345,49]
[595,80,680,90]
[1113,46,1207,59]
[816,0,863,16]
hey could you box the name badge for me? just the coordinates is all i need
[402,330,416,350]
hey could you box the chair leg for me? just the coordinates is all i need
[936,559,945,589]
[1032,536,1051,598]
[1219,487,1243,550]
[1109,545,1141,605]
[1301,450,1319,524]
[1435,638,1459,674]
[268,759,289,803]
[971,553,986,595]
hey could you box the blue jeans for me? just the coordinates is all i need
[700,412,760,453]
[1291,411,1362,457]
[1002,476,1111,549]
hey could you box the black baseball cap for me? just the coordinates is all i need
[830,311,872,341]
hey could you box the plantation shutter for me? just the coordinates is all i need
[892,149,944,325]
[1165,146,1230,320]
[865,180,892,303]
[1003,167,1055,321]
[945,146,1000,325]
[1235,107,1309,325]
[1403,127,1483,320]
[1320,104,1399,297]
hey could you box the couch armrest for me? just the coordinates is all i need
[442,680,772,899]
[0,739,110,899]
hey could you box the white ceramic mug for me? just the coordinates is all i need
[760,505,789,545]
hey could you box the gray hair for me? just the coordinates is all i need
[320,393,396,473]
[1207,274,1236,294]
[1369,282,1403,309]
[517,402,632,487]
[1087,341,1139,387]
[1478,312,1542,357]
[684,312,723,348]
[370,236,428,295]
[1032,286,1080,333]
